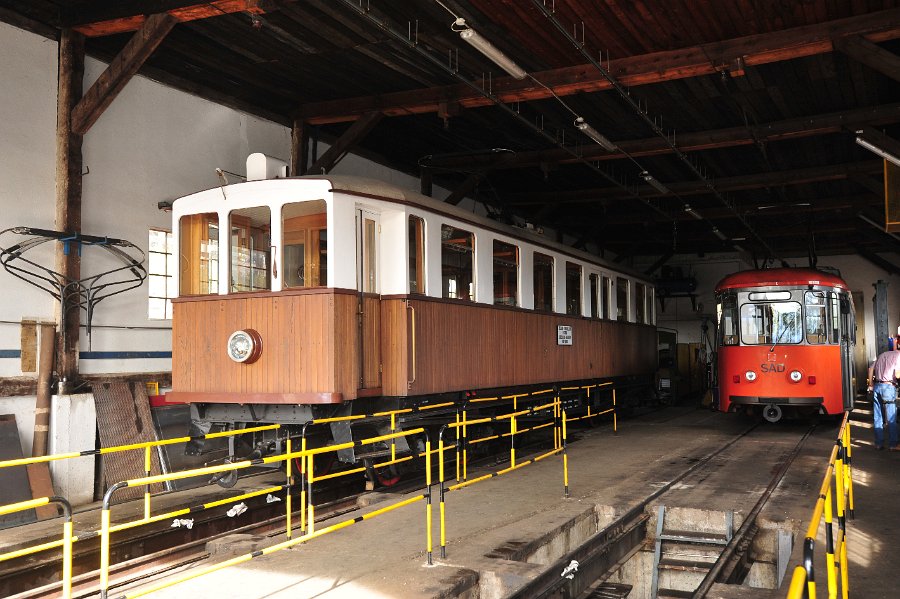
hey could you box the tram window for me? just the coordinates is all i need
[589,274,599,318]
[409,216,425,294]
[718,295,738,345]
[230,207,271,293]
[601,275,611,319]
[616,277,629,322]
[441,225,474,301]
[566,262,582,315]
[493,240,519,306]
[830,292,841,343]
[533,252,554,311]
[749,291,792,301]
[739,301,802,345]
[805,291,828,344]
[635,282,647,324]
[282,200,327,289]
[179,213,219,296]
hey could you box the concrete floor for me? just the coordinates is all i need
[5,404,897,598]
[90,405,897,599]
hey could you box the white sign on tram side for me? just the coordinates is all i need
[557,325,573,346]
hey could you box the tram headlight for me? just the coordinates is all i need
[227,329,262,364]
[745,370,757,382]
[789,369,802,383]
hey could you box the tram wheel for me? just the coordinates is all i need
[762,404,783,424]
[212,458,238,488]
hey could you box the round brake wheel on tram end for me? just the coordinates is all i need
[762,404,783,424]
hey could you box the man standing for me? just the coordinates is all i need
[866,335,900,450]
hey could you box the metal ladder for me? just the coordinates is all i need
[650,505,733,598]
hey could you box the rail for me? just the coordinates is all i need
[0,496,73,599]
[97,427,432,599]
[786,413,855,599]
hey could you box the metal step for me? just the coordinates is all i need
[587,582,633,598]
[659,529,729,545]
[658,557,714,573]
[657,588,694,599]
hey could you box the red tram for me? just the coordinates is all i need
[714,268,856,422]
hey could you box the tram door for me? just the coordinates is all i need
[356,209,382,390]
[838,292,855,411]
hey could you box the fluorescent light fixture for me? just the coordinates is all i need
[684,205,703,220]
[712,227,728,240]
[855,135,900,168]
[732,244,746,253]
[456,19,527,80]
[640,170,670,194]
[573,117,617,152]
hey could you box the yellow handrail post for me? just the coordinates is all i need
[426,438,433,565]
[824,485,837,599]
[143,445,152,521]
[787,565,807,599]
[307,453,315,535]
[613,388,618,433]
[439,435,446,559]
[835,440,849,599]
[454,410,461,482]
[510,395,517,469]
[462,409,468,482]
[286,437,292,539]
[300,435,307,534]
[563,409,569,498]
[390,413,397,462]
[99,482,127,599]
[61,508,73,599]
[803,537,816,599]
[843,423,855,519]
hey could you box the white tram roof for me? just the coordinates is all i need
[173,174,652,284]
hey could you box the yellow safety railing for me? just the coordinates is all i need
[98,427,432,599]
[436,394,567,558]
[0,423,281,521]
[0,496,73,599]
[560,382,618,433]
[786,413,855,599]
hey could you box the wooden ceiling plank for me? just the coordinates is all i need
[73,0,267,37]
[835,35,900,83]
[308,111,383,174]
[71,13,178,135]
[297,8,900,124]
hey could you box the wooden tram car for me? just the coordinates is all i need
[167,160,657,464]
[714,268,856,422]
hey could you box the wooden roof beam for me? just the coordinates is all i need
[423,103,900,171]
[508,160,885,205]
[297,9,900,124]
[308,111,383,174]
[444,174,482,206]
[835,35,900,83]
[70,1,270,37]
[71,13,178,135]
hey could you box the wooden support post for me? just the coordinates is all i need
[291,118,309,176]
[420,168,433,197]
[72,13,177,135]
[55,29,85,391]
[444,174,481,206]
[308,111,383,174]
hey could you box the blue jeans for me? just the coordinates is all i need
[873,383,899,448]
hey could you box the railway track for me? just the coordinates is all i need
[511,419,819,599]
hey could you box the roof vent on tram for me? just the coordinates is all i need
[246,153,289,181]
